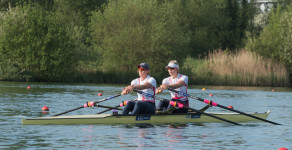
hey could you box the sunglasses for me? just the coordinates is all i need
[138,68,147,71]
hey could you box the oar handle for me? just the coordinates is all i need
[133,89,240,125]
[168,88,282,125]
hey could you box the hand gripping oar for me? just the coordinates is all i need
[53,94,121,116]
[133,89,240,125]
[168,88,281,125]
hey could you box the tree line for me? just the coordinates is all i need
[0,0,291,85]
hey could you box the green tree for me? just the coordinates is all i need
[89,0,190,79]
[246,4,292,82]
[169,0,228,57]
[53,0,108,27]
[52,0,109,73]
[0,3,79,81]
[0,0,54,11]
[167,0,256,57]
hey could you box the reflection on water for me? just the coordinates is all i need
[123,124,155,128]
[1,81,292,149]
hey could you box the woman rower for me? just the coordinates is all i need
[156,60,189,113]
[121,63,156,115]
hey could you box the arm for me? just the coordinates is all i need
[156,80,185,94]
[168,80,186,89]
[122,83,153,95]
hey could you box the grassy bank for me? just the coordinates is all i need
[182,49,290,86]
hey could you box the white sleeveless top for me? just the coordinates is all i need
[162,73,188,101]
[131,75,156,103]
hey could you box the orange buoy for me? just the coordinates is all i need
[228,106,233,109]
[42,106,49,111]
[202,88,206,91]
[209,94,213,97]
[27,86,31,90]
[98,93,102,96]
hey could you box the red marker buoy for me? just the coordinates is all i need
[27,86,31,90]
[228,106,233,109]
[209,94,213,97]
[42,106,49,111]
[272,89,275,92]
[278,148,288,150]
[98,93,102,96]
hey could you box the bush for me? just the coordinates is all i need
[89,0,190,79]
[246,5,292,82]
[0,3,79,81]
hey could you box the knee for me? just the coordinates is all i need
[125,101,135,107]
[135,101,144,107]
[127,101,135,104]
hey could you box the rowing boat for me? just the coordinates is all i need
[21,110,270,125]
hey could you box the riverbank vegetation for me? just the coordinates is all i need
[0,0,291,86]
[183,50,289,86]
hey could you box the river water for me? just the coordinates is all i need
[0,81,291,150]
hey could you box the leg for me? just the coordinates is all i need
[122,101,136,115]
[166,100,189,113]
[166,103,175,112]
[131,101,156,115]
[172,107,188,113]
[156,100,170,111]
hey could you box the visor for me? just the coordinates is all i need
[166,63,179,69]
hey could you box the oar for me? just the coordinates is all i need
[95,104,123,110]
[96,99,138,114]
[96,104,121,114]
[133,89,240,125]
[53,94,121,116]
[168,88,281,125]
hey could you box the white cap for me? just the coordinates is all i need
[166,63,179,69]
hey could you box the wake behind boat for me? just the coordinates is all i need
[21,110,270,125]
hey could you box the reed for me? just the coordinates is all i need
[183,49,290,86]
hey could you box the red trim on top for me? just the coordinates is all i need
[138,77,155,103]
[169,74,188,102]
